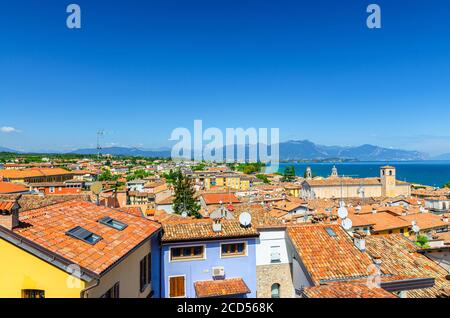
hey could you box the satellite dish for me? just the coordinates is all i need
[90,182,103,195]
[239,212,252,227]
[342,218,353,230]
[181,211,188,218]
[338,206,348,219]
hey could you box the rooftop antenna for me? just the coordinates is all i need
[97,130,105,159]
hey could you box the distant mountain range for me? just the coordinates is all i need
[65,140,428,161]
[0,146,20,153]
[69,147,172,158]
[0,140,443,161]
[278,140,427,161]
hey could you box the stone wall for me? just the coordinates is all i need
[256,263,295,298]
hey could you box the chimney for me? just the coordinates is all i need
[372,254,382,270]
[442,215,448,223]
[353,231,366,252]
[372,208,377,214]
[0,201,20,231]
[401,210,407,217]
[212,219,222,233]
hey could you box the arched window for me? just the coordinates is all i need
[389,170,393,176]
[271,283,280,298]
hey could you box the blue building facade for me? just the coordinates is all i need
[161,237,257,298]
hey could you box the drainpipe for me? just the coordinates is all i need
[80,278,100,298]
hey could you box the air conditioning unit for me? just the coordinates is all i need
[270,252,281,262]
[212,266,225,278]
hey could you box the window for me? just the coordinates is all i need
[98,216,128,231]
[221,242,246,257]
[169,276,186,298]
[101,282,120,298]
[270,246,281,263]
[271,284,280,298]
[66,226,102,245]
[49,187,55,193]
[140,253,151,292]
[325,227,337,237]
[22,289,45,298]
[170,245,204,261]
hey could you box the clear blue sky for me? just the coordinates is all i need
[1,0,450,155]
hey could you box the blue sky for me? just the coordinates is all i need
[1,0,450,155]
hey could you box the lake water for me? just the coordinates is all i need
[270,161,450,187]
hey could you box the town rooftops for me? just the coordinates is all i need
[194,278,250,298]
[4,200,160,277]
[201,192,240,205]
[161,219,259,243]
[287,224,374,285]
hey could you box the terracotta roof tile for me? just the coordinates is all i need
[303,281,397,298]
[287,224,374,285]
[201,193,240,205]
[161,219,258,243]
[0,182,29,194]
[365,234,450,298]
[194,278,250,297]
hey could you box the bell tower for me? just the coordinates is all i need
[305,166,312,180]
[381,166,396,197]
[330,165,338,178]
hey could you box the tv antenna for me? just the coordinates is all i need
[97,130,105,159]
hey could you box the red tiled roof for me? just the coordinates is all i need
[0,182,29,194]
[161,219,258,243]
[12,200,161,276]
[0,200,17,211]
[287,224,374,285]
[303,281,397,298]
[366,234,450,298]
[201,193,240,205]
[194,278,250,297]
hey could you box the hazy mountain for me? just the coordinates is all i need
[431,153,450,160]
[0,146,20,153]
[278,140,427,161]
[67,140,427,161]
[69,147,171,158]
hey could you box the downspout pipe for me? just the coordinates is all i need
[80,278,100,298]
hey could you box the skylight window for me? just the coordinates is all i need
[325,227,337,237]
[66,226,102,245]
[98,216,128,231]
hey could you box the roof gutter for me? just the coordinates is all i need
[380,277,435,292]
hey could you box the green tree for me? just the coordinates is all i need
[173,170,201,218]
[444,182,450,188]
[415,234,430,248]
[98,169,114,181]
[282,166,296,182]
[256,174,270,184]
[127,169,152,181]
[162,169,179,184]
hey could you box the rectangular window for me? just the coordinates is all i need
[139,253,151,292]
[66,226,102,245]
[170,245,204,261]
[221,242,246,257]
[101,282,120,298]
[22,289,45,298]
[169,276,185,298]
[98,216,128,231]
